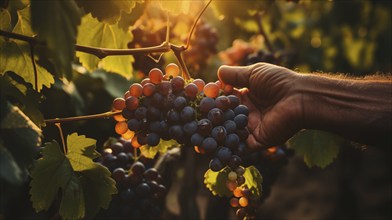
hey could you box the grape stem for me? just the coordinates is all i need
[44,111,121,124]
[55,123,67,154]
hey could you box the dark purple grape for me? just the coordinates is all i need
[180,106,195,122]
[110,142,124,155]
[211,126,227,144]
[197,118,212,136]
[136,182,151,196]
[147,107,161,120]
[135,106,148,119]
[149,121,162,133]
[136,133,147,145]
[201,137,218,153]
[234,105,249,116]
[216,147,232,163]
[225,133,240,150]
[228,155,242,169]
[112,168,126,183]
[208,108,225,126]
[191,133,204,146]
[122,108,134,119]
[234,114,248,128]
[171,76,185,93]
[166,109,180,124]
[130,161,145,176]
[209,158,224,172]
[199,97,216,113]
[224,109,235,121]
[143,168,158,182]
[147,133,160,146]
[117,152,129,165]
[183,121,198,136]
[128,118,141,131]
[236,128,250,140]
[140,118,149,131]
[228,95,240,109]
[173,96,187,111]
[120,188,136,203]
[157,81,171,95]
[152,92,164,105]
[123,140,133,152]
[223,120,237,134]
[169,125,184,140]
[215,96,230,110]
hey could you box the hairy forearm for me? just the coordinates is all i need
[297,73,392,147]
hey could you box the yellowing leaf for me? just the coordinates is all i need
[14,7,34,36]
[0,9,11,30]
[76,14,134,79]
[204,167,232,197]
[242,166,263,199]
[288,130,342,168]
[139,139,179,159]
[66,133,100,171]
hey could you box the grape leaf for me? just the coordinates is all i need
[30,134,117,220]
[204,167,232,197]
[80,164,117,218]
[0,39,55,91]
[59,175,85,220]
[159,0,190,15]
[76,14,134,79]
[242,166,263,199]
[75,0,143,24]
[0,8,11,30]
[29,141,73,211]
[288,130,342,168]
[30,0,81,80]
[140,139,179,159]
[0,102,41,169]
[118,2,146,31]
[0,72,45,126]
[14,6,33,36]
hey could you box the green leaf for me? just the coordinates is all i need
[76,14,134,79]
[0,102,41,168]
[76,0,142,24]
[0,40,55,92]
[204,167,232,197]
[0,8,11,30]
[0,72,45,126]
[242,166,263,199]
[80,164,117,218]
[60,175,85,220]
[0,144,25,185]
[288,130,342,168]
[66,133,99,171]
[30,0,81,80]
[29,141,73,211]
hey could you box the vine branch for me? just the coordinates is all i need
[185,0,212,49]
[44,111,121,124]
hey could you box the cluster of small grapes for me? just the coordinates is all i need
[96,138,167,220]
[230,185,261,220]
[111,63,261,219]
[183,21,219,74]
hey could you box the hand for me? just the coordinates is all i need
[218,63,304,149]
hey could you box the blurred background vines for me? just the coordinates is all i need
[0,0,390,220]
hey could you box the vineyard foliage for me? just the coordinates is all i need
[0,0,391,219]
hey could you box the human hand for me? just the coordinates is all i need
[218,63,304,150]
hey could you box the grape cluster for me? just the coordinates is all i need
[230,185,261,220]
[111,63,262,219]
[96,138,167,220]
[183,21,219,74]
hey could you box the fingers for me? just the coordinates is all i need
[217,65,251,88]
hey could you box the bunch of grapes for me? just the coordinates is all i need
[111,63,263,219]
[230,186,261,220]
[183,21,219,74]
[96,138,167,220]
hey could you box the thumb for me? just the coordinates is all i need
[217,65,251,88]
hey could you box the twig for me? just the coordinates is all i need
[171,44,190,80]
[185,0,213,49]
[29,43,38,91]
[55,123,67,154]
[254,12,274,53]
[44,111,121,124]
